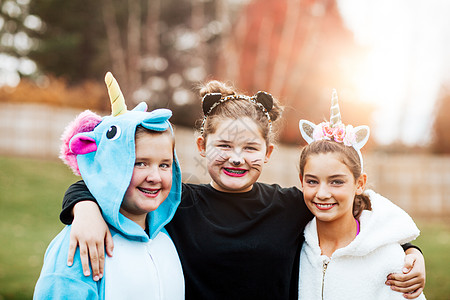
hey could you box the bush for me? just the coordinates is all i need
[0,77,108,112]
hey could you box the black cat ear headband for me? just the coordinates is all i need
[200,91,274,134]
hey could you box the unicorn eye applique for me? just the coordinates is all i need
[106,125,121,140]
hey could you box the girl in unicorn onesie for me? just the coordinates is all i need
[58,81,425,299]
[297,90,426,299]
[33,72,184,299]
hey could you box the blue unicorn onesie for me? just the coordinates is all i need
[34,72,184,299]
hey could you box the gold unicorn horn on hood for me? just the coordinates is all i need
[105,72,127,116]
[330,89,342,127]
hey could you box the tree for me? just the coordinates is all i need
[215,0,374,144]
[28,0,107,82]
[26,0,240,128]
[0,0,40,85]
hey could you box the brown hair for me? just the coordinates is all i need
[198,80,283,146]
[299,140,371,220]
[135,126,175,152]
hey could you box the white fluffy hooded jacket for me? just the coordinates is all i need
[298,190,426,300]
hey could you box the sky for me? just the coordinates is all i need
[337,0,450,145]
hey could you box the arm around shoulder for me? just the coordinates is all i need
[60,180,97,225]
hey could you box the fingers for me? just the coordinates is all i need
[67,238,77,267]
[387,271,415,283]
[386,272,423,297]
[79,243,91,277]
[67,200,112,282]
[386,273,421,287]
[402,253,415,273]
[402,287,424,299]
[87,241,100,281]
[388,281,423,298]
[97,242,105,280]
[386,248,425,299]
[68,236,104,281]
[105,227,114,257]
[388,281,422,293]
[96,228,113,280]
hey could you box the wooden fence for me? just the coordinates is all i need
[1,103,449,218]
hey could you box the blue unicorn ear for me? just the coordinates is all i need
[141,108,172,131]
[132,102,148,112]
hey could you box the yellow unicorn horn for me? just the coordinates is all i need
[105,72,127,116]
[330,88,342,127]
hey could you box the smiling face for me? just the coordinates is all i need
[121,130,173,228]
[300,152,365,224]
[197,117,273,193]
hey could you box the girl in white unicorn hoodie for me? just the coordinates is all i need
[297,90,426,299]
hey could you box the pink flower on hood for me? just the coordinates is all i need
[333,124,346,143]
[322,123,335,139]
[343,125,356,146]
[313,122,328,140]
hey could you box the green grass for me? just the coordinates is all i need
[0,155,449,299]
[0,156,77,300]
[413,219,450,299]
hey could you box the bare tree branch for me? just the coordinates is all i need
[145,0,160,58]
[101,0,128,89]
[127,0,141,97]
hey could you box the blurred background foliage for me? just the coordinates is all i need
[1,0,449,152]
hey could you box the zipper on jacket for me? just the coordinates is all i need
[321,260,329,300]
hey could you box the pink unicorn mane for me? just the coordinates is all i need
[59,110,102,175]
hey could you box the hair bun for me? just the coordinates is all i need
[254,91,273,112]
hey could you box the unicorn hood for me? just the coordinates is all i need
[60,72,181,241]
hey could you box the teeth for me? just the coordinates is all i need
[139,188,159,194]
[225,168,246,174]
[316,203,334,208]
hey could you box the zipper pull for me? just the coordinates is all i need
[321,259,330,300]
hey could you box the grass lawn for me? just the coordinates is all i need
[413,218,450,300]
[0,155,77,299]
[0,155,449,299]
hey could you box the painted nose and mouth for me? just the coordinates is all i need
[223,155,248,177]
[231,160,241,166]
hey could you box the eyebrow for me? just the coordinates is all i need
[304,174,318,179]
[328,174,348,179]
[214,139,263,146]
[246,141,262,145]
[135,157,173,162]
[216,139,231,143]
[304,174,348,179]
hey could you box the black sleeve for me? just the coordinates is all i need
[59,180,98,225]
[401,242,423,254]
